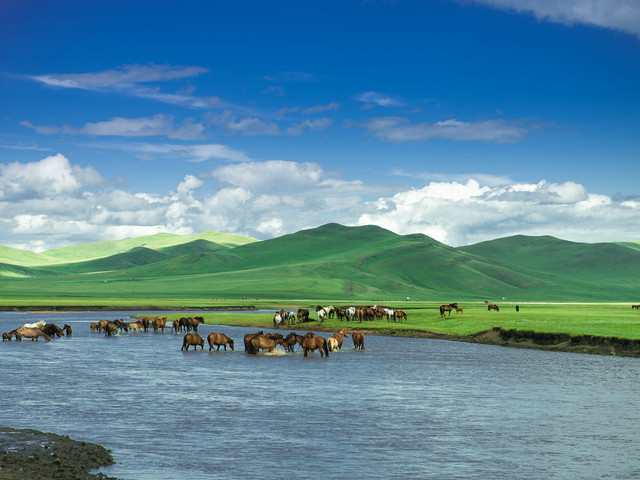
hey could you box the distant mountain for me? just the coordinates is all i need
[0,224,639,301]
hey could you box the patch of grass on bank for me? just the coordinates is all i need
[154,302,640,340]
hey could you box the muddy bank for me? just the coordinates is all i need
[0,305,255,312]
[0,426,120,479]
[267,323,640,357]
[470,327,640,357]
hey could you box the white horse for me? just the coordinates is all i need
[273,313,283,328]
[24,321,46,329]
[345,307,356,321]
[317,309,326,322]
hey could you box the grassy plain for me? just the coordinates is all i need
[150,302,640,341]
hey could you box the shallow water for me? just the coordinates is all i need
[1,311,640,479]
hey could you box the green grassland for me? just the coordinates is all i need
[2,223,640,346]
[150,302,640,341]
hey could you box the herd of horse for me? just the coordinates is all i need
[273,305,408,327]
[2,320,72,342]
[182,327,365,357]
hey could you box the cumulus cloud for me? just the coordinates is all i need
[0,154,102,201]
[357,179,640,246]
[361,116,529,143]
[462,0,640,38]
[3,154,640,251]
[21,114,205,140]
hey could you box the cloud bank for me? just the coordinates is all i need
[464,0,640,38]
[2,155,640,251]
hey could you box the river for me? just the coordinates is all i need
[1,311,639,479]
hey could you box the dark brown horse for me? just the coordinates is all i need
[297,308,310,323]
[63,324,72,336]
[488,304,500,311]
[244,331,264,353]
[140,316,151,332]
[439,303,458,317]
[295,334,329,357]
[352,332,365,350]
[90,322,98,333]
[207,333,234,351]
[3,331,14,341]
[632,305,640,309]
[41,323,65,338]
[104,322,118,337]
[182,333,205,351]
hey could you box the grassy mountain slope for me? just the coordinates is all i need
[0,224,639,302]
[15,230,257,266]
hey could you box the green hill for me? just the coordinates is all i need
[0,224,639,302]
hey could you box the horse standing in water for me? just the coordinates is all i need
[182,333,205,351]
[352,332,365,350]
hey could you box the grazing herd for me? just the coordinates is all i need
[273,305,408,327]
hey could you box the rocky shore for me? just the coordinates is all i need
[0,427,120,480]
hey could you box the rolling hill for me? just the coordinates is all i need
[0,223,639,302]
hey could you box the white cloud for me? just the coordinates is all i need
[362,116,529,143]
[356,91,404,107]
[21,114,205,141]
[3,155,640,251]
[96,142,252,163]
[357,179,640,245]
[31,63,208,89]
[303,102,341,114]
[0,154,102,200]
[462,0,640,38]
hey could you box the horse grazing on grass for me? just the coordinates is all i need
[207,333,234,351]
[297,309,310,323]
[394,310,407,322]
[633,305,640,310]
[352,332,365,350]
[16,327,50,342]
[182,333,205,351]
[488,304,500,312]
[439,303,458,317]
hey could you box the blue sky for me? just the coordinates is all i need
[1,0,639,251]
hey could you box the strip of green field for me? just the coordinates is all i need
[152,302,640,340]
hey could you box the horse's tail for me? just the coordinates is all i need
[323,339,329,358]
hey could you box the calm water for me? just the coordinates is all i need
[1,311,640,480]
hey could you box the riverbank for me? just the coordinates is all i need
[0,305,256,312]
[0,427,120,479]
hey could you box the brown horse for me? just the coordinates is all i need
[488,304,500,311]
[633,305,640,309]
[352,332,365,350]
[244,331,264,353]
[41,323,65,338]
[247,335,288,354]
[152,316,168,333]
[63,324,72,336]
[2,331,14,341]
[328,329,348,352]
[394,310,407,322]
[16,327,51,342]
[96,320,110,332]
[455,307,463,314]
[104,322,118,337]
[182,333,205,351]
[90,322,98,333]
[127,321,142,334]
[295,334,329,357]
[207,333,234,351]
